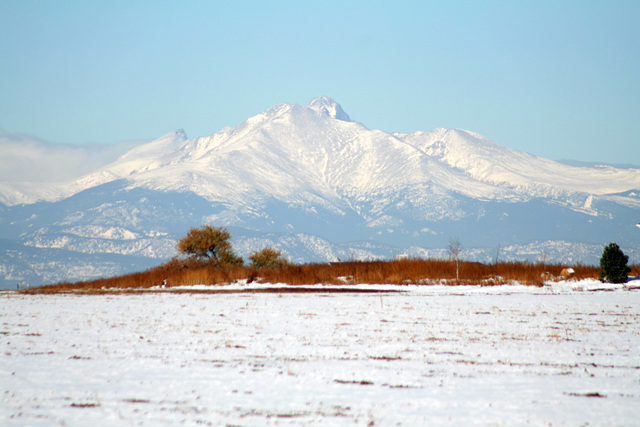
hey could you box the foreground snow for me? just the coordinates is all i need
[1,281,639,426]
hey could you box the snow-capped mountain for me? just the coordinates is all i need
[1,97,639,288]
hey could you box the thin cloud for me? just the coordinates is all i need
[0,129,147,183]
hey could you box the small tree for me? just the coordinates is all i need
[176,225,243,266]
[448,237,463,281]
[599,242,630,283]
[249,247,288,269]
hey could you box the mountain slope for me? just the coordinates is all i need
[1,96,639,288]
[68,100,505,212]
[5,97,639,211]
[397,128,640,198]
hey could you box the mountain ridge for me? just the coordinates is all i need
[1,96,639,288]
[3,97,638,208]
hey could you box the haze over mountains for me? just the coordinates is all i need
[1,97,639,288]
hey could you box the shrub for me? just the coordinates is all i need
[249,247,288,269]
[218,247,244,266]
[599,242,630,283]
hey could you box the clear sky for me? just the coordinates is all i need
[1,0,639,164]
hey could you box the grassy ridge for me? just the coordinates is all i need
[25,257,639,294]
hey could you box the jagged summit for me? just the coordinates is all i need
[307,96,352,122]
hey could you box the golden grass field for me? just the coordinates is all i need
[24,257,639,294]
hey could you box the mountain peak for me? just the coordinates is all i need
[307,96,351,122]
[162,128,188,141]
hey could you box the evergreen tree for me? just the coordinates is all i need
[599,242,630,283]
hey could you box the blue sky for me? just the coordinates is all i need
[1,0,638,164]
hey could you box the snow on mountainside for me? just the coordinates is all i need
[3,96,639,212]
[1,96,639,288]
[396,129,640,197]
[3,97,639,211]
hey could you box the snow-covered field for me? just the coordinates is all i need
[2,281,639,426]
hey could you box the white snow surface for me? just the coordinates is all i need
[2,281,639,426]
[395,128,640,197]
[2,97,639,209]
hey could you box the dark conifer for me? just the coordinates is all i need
[599,242,630,283]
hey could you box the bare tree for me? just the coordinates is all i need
[448,237,463,281]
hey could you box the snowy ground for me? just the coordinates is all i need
[1,280,639,426]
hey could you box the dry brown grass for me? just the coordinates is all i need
[260,259,604,287]
[22,256,626,294]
